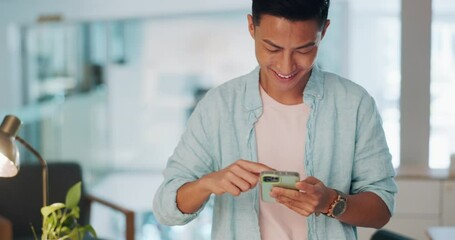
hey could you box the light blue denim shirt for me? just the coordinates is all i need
[153,66,397,240]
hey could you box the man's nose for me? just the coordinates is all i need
[276,52,296,75]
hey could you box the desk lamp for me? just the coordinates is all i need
[0,115,48,207]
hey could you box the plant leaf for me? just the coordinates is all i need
[41,203,65,217]
[60,227,82,240]
[66,206,80,219]
[65,181,81,209]
[82,224,98,238]
[37,181,97,239]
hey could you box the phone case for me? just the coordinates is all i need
[260,171,300,203]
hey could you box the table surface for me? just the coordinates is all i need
[427,226,455,240]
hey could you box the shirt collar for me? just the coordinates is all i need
[243,65,325,111]
[244,66,262,111]
[304,65,324,100]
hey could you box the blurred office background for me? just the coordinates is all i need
[0,0,454,239]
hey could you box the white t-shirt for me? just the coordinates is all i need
[256,85,311,240]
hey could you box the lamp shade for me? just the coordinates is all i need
[0,115,22,177]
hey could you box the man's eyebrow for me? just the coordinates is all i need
[263,39,283,49]
[295,42,317,50]
[263,39,317,50]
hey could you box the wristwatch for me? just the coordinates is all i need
[324,189,347,218]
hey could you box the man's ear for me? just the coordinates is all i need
[247,14,255,39]
[321,19,331,40]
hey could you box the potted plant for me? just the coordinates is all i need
[33,182,97,240]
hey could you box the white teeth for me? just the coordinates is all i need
[277,72,294,79]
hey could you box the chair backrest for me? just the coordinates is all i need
[371,229,415,240]
[0,162,90,238]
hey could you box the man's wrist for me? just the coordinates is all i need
[322,189,348,218]
[196,176,214,196]
[322,188,338,214]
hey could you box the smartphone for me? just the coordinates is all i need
[260,171,300,203]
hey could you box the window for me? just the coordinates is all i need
[430,0,455,168]
[320,0,401,167]
[106,13,257,171]
[22,24,81,103]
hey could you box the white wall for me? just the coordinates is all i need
[0,0,250,110]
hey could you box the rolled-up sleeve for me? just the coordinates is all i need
[153,101,215,225]
[351,93,398,215]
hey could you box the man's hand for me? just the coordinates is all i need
[199,159,274,196]
[270,176,392,228]
[177,160,273,214]
[270,176,337,217]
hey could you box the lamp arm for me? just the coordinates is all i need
[16,136,48,207]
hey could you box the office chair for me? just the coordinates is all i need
[371,229,415,240]
[0,162,135,240]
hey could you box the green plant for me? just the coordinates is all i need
[34,181,97,240]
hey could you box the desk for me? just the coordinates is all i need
[427,226,455,240]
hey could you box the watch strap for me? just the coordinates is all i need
[323,189,347,218]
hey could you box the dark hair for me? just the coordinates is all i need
[252,0,330,28]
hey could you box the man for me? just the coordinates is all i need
[153,0,397,239]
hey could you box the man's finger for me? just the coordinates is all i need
[271,187,301,200]
[236,159,275,173]
[302,176,321,185]
[226,171,252,192]
[277,196,314,217]
[296,181,316,193]
[229,164,260,186]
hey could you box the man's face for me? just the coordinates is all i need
[248,14,329,103]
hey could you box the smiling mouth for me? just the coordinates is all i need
[273,70,299,80]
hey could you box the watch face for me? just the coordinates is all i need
[333,200,347,216]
